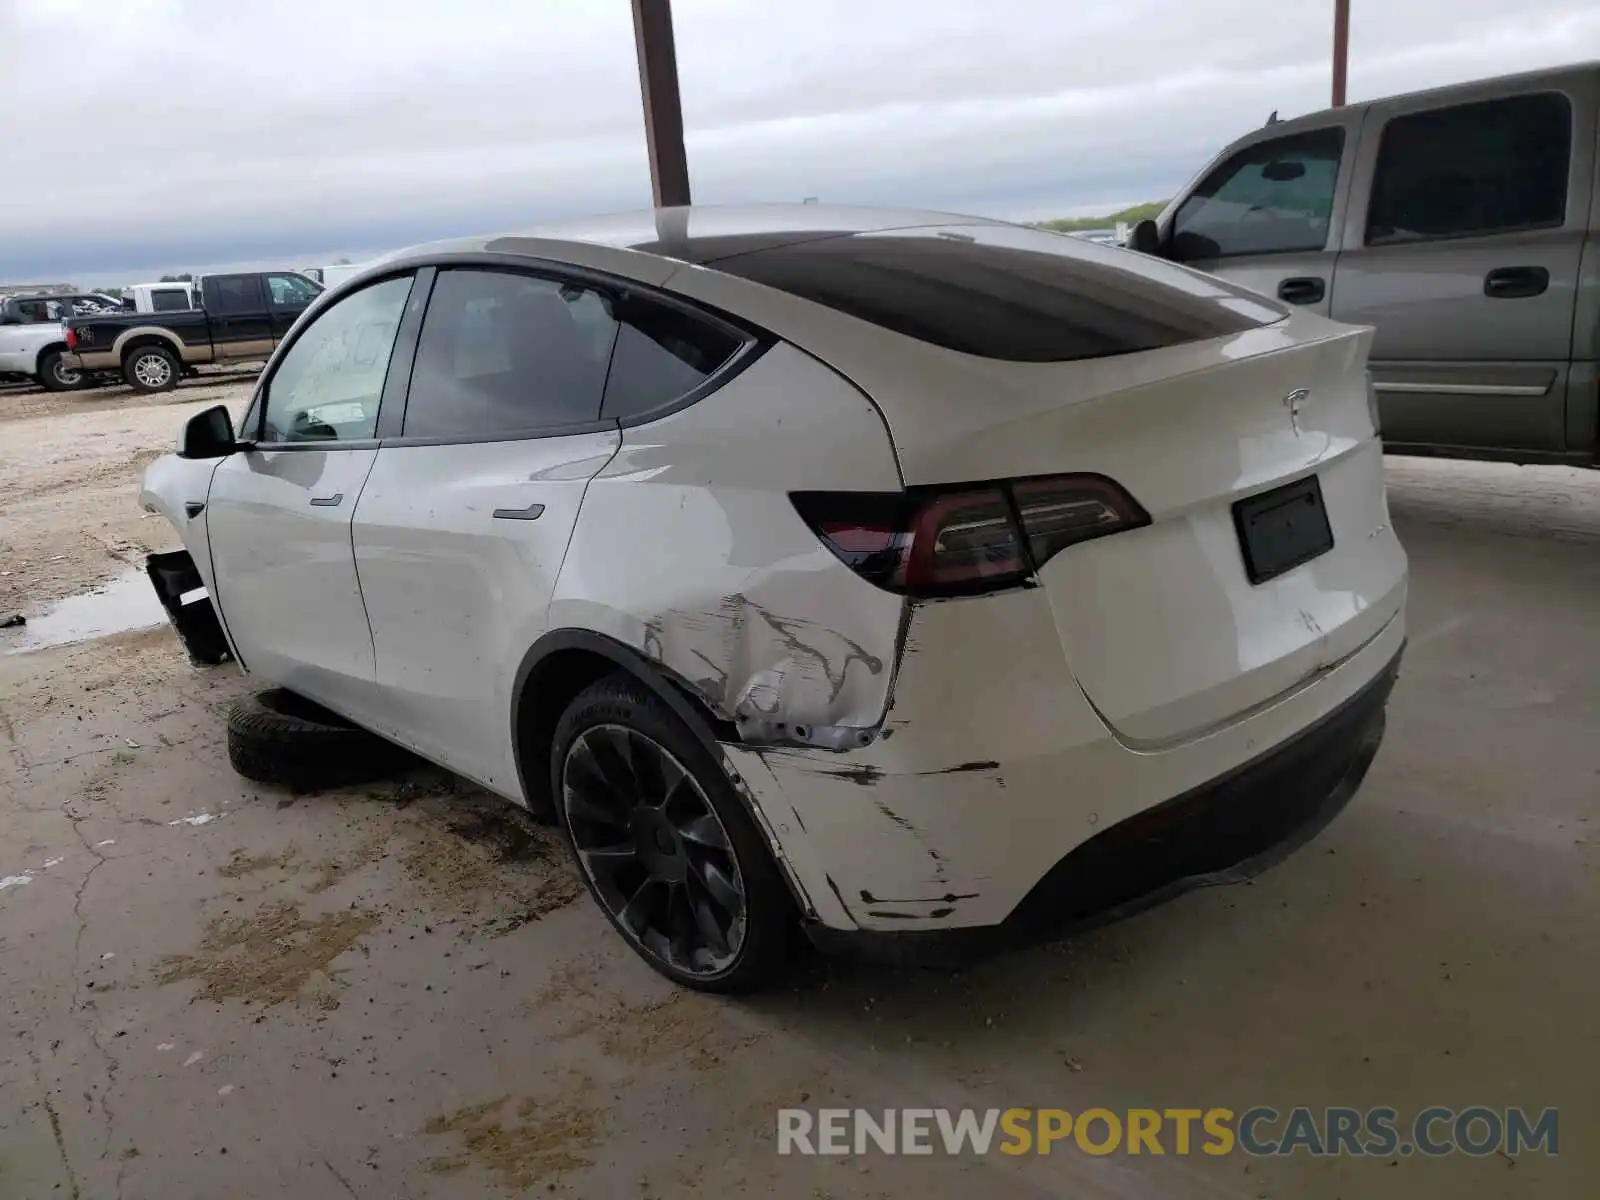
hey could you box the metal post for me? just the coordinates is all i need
[631,0,691,208]
[1332,0,1350,107]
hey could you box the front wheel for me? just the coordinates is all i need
[551,674,797,993]
[124,345,180,393]
[37,350,84,392]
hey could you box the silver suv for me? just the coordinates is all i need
[1132,61,1598,467]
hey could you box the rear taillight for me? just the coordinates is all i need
[64,328,77,350]
[792,474,1149,597]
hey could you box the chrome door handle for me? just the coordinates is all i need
[492,503,545,521]
[309,493,344,507]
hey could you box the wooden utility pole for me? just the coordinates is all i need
[1332,0,1350,106]
[631,0,691,208]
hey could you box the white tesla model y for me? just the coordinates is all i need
[140,206,1407,991]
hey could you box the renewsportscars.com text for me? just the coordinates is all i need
[776,1106,1559,1158]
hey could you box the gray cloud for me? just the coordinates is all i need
[3,0,1597,282]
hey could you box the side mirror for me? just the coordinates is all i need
[1127,219,1163,256]
[180,404,238,459]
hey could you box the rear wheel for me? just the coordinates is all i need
[37,350,84,392]
[551,673,796,992]
[125,344,180,393]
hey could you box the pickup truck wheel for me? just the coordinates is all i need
[125,345,180,393]
[226,688,412,790]
[38,350,84,392]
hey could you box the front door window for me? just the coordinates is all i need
[1171,128,1345,261]
[259,275,413,443]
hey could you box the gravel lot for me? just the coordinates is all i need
[0,385,1595,1198]
[0,373,260,619]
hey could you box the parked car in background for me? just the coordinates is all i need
[300,263,369,290]
[0,292,123,390]
[1129,61,1599,467]
[138,206,1406,991]
[125,281,196,314]
[62,270,323,393]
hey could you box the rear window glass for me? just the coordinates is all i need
[708,225,1282,362]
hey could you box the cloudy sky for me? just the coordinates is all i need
[3,0,1598,284]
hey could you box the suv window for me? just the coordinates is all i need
[402,269,616,439]
[710,223,1277,362]
[150,288,190,312]
[1170,127,1345,261]
[1365,93,1571,245]
[259,275,413,444]
[11,298,59,323]
[266,273,322,308]
[601,296,744,421]
[208,275,266,315]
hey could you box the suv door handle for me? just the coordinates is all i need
[492,503,545,521]
[1483,266,1549,299]
[309,493,344,507]
[1277,277,1326,305]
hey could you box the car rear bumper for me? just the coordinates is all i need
[803,642,1399,966]
[721,578,1405,946]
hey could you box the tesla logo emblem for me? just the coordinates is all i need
[1283,388,1311,435]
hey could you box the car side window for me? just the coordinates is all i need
[1365,93,1571,246]
[151,288,190,312]
[401,269,616,439]
[1170,127,1345,261]
[266,273,322,308]
[209,275,265,315]
[601,295,744,422]
[259,275,413,444]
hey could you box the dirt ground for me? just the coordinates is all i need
[0,372,260,619]
[0,384,1595,1198]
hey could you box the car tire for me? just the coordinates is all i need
[37,350,85,392]
[551,672,797,993]
[226,688,410,790]
[124,344,180,394]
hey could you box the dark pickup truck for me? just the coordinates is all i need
[63,270,324,393]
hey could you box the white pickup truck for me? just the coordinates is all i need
[0,292,123,391]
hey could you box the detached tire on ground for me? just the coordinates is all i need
[37,349,85,392]
[226,688,410,790]
[124,343,180,394]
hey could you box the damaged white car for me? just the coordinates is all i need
[139,206,1408,992]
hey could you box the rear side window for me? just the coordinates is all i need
[208,275,265,315]
[151,288,190,312]
[1365,93,1571,245]
[710,224,1279,362]
[402,269,617,439]
[601,296,744,422]
[1171,127,1346,261]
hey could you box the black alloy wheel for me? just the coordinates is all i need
[551,674,795,992]
[564,723,745,973]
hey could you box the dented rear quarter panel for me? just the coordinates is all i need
[548,342,907,742]
[732,587,1405,933]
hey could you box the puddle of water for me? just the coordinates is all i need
[1,567,166,655]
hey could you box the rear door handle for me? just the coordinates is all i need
[1277,277,1326,305]
[1483,266,1549,299]
[492,503,545,521]
[309,492,344,507]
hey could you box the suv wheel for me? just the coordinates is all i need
[38,350,84,392]
[551,673,795,992]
